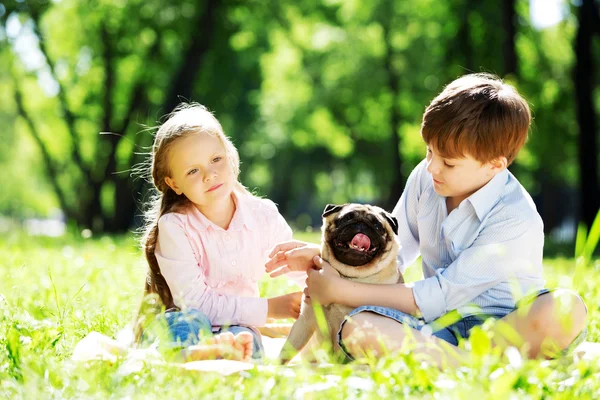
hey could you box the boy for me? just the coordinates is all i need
[266,73,587,366]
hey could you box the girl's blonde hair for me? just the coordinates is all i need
[134,103,250,341]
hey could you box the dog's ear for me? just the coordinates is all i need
[381,212,399,235]
[323,204,345,218]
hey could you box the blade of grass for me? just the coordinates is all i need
[575,223,588,259]
[583,209,600,262]
[47,268,63,322]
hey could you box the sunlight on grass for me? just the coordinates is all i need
[0,230,598,398]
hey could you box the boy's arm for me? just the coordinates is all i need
[307,257,419,315]
[308,213,543,321]
[412,215,544,322]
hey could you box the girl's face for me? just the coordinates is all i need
[164,132,236,209]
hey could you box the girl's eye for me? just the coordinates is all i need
[213,156,223,163]
[187,168,198,176]
[444,162,455,168]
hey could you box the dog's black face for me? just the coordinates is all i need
[323,204,398,267]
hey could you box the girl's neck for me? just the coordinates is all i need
[195,193,236,230]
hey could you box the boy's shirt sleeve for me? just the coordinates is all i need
[155,214,268,327]
[391,160,426,273]
[412,215,544,322]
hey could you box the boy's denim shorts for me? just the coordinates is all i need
[338,288,587,360]
[144,309,264,360]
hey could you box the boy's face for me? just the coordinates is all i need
[425,145,506,208]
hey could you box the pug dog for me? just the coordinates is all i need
[279,203,403,363]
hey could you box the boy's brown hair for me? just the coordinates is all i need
[421,73,531,165]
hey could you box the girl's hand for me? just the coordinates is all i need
[267,291,302,320]
[306,256,342,307]
[265,241,321,278]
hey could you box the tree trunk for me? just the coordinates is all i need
[573,0,600,229]
[267,148,295,217]
[502,0,517,76]
[382,6,404,212]
[161,0,222,115]
[110,0,223,232]
[458,0,474,72]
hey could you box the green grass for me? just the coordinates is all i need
[1,230,599,399]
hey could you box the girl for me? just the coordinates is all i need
[136,103,302,361]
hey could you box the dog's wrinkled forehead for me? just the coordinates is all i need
[324,204,374,219]
[324,204,387,229]
[322,203,399,235]
[336,204,376,220]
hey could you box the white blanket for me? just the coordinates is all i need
[71,331,288,376]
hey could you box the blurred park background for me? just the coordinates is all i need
[0,0,599,250]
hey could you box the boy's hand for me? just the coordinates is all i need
[267,291,302,320]
[265,241,320,278]
[305,256,342,306]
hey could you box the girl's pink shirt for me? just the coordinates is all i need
[155,191,295,328]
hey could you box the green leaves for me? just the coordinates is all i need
[468,326,492,357]
[1,0,596,233]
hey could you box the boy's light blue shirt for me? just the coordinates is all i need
[393,159,545,323]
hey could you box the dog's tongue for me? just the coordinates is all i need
[350,233,371,251]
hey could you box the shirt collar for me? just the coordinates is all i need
[467,169,509,221]
[189,190,256,232]
[228,191,256,231]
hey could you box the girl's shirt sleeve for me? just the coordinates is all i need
[155,213,268,327]
[262,199,306,288]
[267,201,293,247]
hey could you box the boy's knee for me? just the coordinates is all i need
[531,290,587,339]
[555,290,588,331]
[340,312,405,358]
[340,313,370,358]
[340,313,371,343]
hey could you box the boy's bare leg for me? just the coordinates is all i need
[341,290,587,366]
[493,290,587,358]
[341,312,466,368]
[182,331,254,362]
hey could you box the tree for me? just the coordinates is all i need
[3,0,265,232]
[1,0,595,238]
[502,0,517,76]
[573,0,600,230]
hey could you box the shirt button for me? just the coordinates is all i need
[225,235,231,241]
[231,260,236,266]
